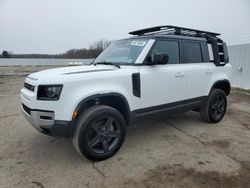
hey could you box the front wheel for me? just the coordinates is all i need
[73,105,126,161]
[200,89,227,123]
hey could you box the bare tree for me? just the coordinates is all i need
[89,39,112,51]
[2,51,10,58]
[0,39,112,59]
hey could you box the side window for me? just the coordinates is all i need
[207,43,214,62]
[183,42,202,63]
[200,42,210,62]
[149,40,180,64]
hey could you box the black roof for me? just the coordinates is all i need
[129,25,220,38]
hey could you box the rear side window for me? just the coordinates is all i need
[183,42,202,63]
[149,40,180,64]
[207,43,214,61]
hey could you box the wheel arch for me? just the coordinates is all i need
[210,79,231,96]
[73,93,132,126]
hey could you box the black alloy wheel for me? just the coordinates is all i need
[73,105,126,161]
[200,89,227,123]
[209,94,226,121]
[87,116,121,154]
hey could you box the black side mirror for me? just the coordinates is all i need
[153,52,169,65]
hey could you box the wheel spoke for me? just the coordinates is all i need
[212,109,218,118]
[107,131,120,138]
[104,117,114,130]
[88,135,100,148]
[87,115,122,154]
[101,139,109,152]
[214,96,219,104]
[216,109,221,115]
[218,107,223,114]
[211,104,216,109]
[217,96,221,103]
[92,122,101,134]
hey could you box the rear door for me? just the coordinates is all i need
[182,40,216,100]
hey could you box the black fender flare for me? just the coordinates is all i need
[210,79,231,95]
[73,92,132,124]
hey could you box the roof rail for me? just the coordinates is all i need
[129,25,220,37]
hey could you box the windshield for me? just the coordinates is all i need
[94,39,149,64]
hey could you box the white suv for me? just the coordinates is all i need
[21,26,232,161]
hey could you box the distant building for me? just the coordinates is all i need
[228,43,250,89]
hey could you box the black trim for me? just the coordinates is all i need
[208,36,220,65]
[132,96,208,121]
[41,120,75,137]
[24,82,35,92]
[210,79,231,95]
[22,104,31,115]
[132,73,141,97]
[74,92,132,124]
[40,116,53,120]
[22,104,54,113]
[62,69,115,75]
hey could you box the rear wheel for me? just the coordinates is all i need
[73,105,126,161]
[200,89,227,123]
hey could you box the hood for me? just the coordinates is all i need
[27,65,116,82]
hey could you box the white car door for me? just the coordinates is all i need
[139,39,187,110]
[183,41,216,99]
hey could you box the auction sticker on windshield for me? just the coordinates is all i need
[130,41,147,46]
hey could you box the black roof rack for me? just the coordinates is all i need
[129,25,220,37]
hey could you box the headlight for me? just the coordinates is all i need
[37,85,63,100]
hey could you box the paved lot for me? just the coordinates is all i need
[0,71,250,188]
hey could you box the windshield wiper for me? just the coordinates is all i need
[96,62,120,69]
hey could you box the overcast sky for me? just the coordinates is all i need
[0,0,250,54]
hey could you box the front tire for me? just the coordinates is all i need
[72,105,126,161]
[200,89,227,123]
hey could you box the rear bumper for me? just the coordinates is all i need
[22,104,75,137]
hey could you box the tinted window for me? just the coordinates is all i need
[200,42,210,62]
[149,40,180,64]
[183,42,202,63]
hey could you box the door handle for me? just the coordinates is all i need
[205,70,213,74]
[175,72,184,77]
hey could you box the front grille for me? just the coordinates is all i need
[22,104,31,115]
[24,83,35,92]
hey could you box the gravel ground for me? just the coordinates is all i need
[0,67,250,188]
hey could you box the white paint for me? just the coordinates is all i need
[139,64,186,108]
[20,42,232,123]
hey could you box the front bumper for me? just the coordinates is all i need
[21,104,75,137]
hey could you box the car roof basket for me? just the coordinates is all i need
[129,25,220,38]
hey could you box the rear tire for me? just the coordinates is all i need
[200,89,227,123]
[72,105,126,161]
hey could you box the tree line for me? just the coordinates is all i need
[0,39,111,59]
